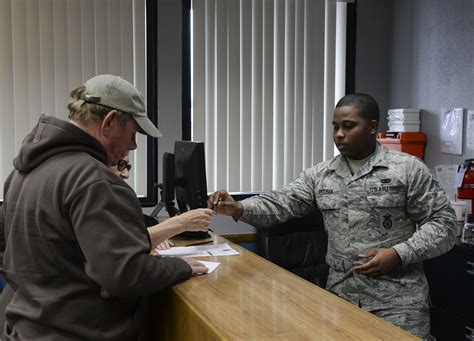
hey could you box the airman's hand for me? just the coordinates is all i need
[208,190,243,219]
[352,248,401,277]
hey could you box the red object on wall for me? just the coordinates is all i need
[377,132,426,160]
[457,159,474,214]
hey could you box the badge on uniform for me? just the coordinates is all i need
[382,214,393,229]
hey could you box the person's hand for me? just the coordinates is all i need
[174,208,214,232]
[180,257,208,275]
[156,239,174,250]
[207,190,243,219]
[352,248,401,277]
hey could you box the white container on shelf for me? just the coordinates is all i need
[461,214,474,245]
[388,118,420,125]
[388,122,420,132]
[452,201,471,236]
[387,108,420,121]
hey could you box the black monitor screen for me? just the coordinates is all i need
[161,152,178,216]
[150,152,178,218]
[174,141,210,239]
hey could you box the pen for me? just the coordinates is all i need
[212,196,239,222]
[212,196,223,211]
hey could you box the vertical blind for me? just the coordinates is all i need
[192,0,347,193]
[0,0,148,201]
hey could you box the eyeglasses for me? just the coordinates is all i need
[117,159,132,172]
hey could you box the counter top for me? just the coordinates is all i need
[146,234,418,340]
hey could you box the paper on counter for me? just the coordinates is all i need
[156,246,203,257]
[198,242,240,256]
[156,242,240,257]
[197,260,220,274]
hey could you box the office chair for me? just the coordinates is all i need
[256,210,329,288]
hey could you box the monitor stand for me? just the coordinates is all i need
[176,231,211,240]
[150,185,179,218]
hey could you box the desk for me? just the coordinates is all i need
[147,234,418,340]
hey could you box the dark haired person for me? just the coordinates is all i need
[0,74,214,340]
[209,93,456,339]
[111,152,174,250]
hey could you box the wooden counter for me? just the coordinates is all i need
[146,234,418,340]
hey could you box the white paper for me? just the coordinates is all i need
[156,243,240,257]
[197,260,220,274]
[197,243,240,256]
[467,110,474,151]
[156,246,204,257]
[440,108,464,155]
[435,164,459,200]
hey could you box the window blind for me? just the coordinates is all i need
[0,0,148,201]
[191,0,346,193]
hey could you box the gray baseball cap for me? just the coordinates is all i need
[83,74,162,137]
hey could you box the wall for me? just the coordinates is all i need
[156,0,183,180]
[355,0,394,131]
[390,0,474,168]
[356,0,474,170]
[143,0,180,218]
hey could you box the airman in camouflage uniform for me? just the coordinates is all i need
[239,142,456,339]
[209,93,456,340]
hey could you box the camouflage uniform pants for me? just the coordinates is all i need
[370,299,431,340]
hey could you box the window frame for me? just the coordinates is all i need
[182,0,192,141]
[142,0,159,207]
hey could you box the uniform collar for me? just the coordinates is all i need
[328,154,352,179]
[328,142,389,180]
[367,142,391,168]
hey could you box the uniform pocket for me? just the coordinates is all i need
[367,192,406,208]
[316,194,343,241]
[316,194,342,211]
[366,192,407,234]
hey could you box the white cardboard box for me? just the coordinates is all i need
[388,123,420,132]
[388,119,420,124]
[388,108,420,113]
[388,109,420,121]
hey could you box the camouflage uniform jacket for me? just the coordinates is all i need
[240,143,456,310]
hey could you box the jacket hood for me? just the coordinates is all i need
[13,115,108,173]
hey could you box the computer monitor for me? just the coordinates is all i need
[161,152,179,217]
[174,141,210,239]
[150,152,179,218]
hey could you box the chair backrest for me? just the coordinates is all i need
[256,210,328,288]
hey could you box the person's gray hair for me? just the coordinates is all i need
[67,85,131,127]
